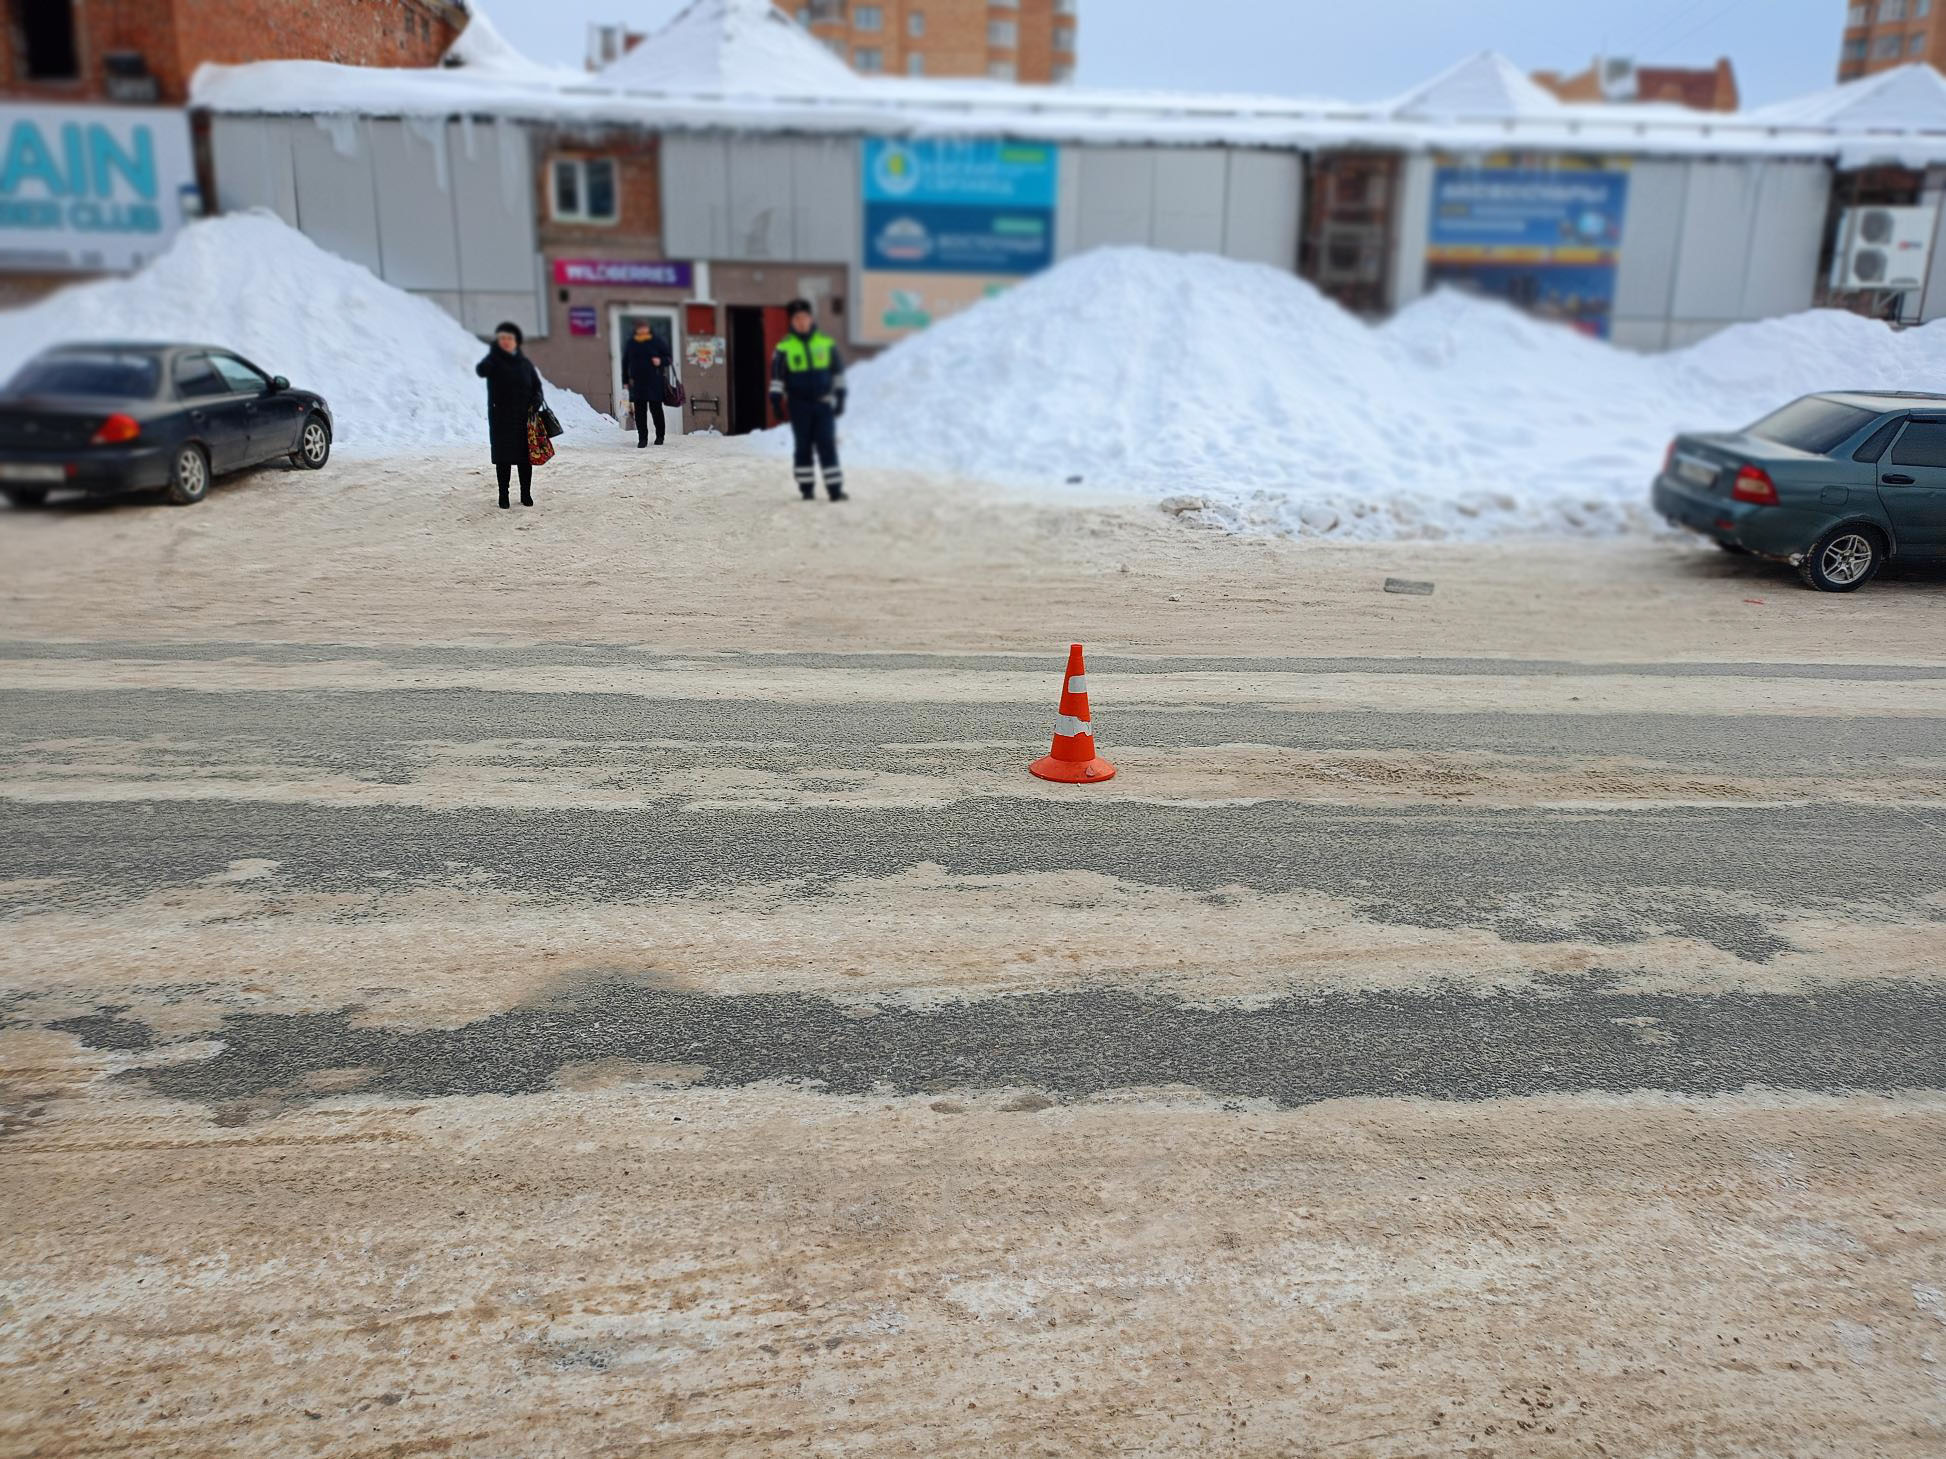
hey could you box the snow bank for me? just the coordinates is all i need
[837,247,1946,540]
[0,212,605,454]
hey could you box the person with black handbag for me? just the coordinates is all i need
[477,321,545,508]
[621,321,669,447]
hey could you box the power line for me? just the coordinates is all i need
[1647,0,1759,59]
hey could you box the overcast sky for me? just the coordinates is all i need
[489,0,1847,107]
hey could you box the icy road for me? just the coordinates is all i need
[2,442,1945,1457]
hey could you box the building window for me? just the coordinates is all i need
[552,158,619,224]
[1877,31,1905,55]
[1055,0,1076,12]
[822,34,847,57]
[1882,0,1907,19]
[17,0,82,80]
[1053,23,1074,51]
[1847,0,1868,17]
[1844,36,1869,58]
[853,5,883,30]
[989,19,1018,46]
[1920,0,1934,16]
[854,46,883,71]
[907,53,925,74]
[1052,63,1074,83]
[987,59,1016,79]
[1914,31,1930,54]
[909,10,924,37]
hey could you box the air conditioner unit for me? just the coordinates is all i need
[1832,205,1939,292]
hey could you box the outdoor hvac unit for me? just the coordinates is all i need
[1831,205,1940,292]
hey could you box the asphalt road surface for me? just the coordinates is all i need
[3,638,1944,1457]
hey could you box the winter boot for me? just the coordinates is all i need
[521,487,534,507]
[499,486,510,510]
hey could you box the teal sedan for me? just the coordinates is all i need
[1653,391,1946,592]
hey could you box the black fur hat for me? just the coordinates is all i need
[493,320,524,346]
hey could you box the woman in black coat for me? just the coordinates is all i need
[476,321,544,508]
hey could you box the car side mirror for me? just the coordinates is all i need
[268,375,289,394]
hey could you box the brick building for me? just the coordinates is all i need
[786,0,1076,81]
[592,0,1077,82]
[1532,56,1739,111]
[1839,0,1940,81]
[2,0,467,105]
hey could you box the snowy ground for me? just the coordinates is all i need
[12,219,1946,543]
[3,439,1945,1457]
[0,214,606,453]
[833,248,1946,541]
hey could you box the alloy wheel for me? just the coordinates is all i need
[178,448,207,498]
[302,421,328,465]
[1819,533,1874,586]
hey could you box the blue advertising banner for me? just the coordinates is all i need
[859,137,1059,343]
[864,138,1060,209]
[1426,156,1631,338]
[864,202,1054,274]
[1429,168,1629,254]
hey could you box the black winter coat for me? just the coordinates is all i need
[476,347,543,465]
[621,337,670,402]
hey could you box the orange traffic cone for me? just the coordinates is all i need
[1029,643,1117,784]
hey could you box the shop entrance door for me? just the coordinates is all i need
[608,305,684,434]
[727,304,790,436]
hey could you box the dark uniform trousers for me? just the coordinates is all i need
[789,400,842,499]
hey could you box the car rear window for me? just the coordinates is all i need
[7,352,160,398]
[1744,397,1878,455]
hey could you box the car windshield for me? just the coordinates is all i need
[7,352,161,399]
[1743,397,1878,455]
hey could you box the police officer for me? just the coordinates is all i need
[768,298,847,501]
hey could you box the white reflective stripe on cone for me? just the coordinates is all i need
[1053,714,1092,738]
[1067,675,1088,696]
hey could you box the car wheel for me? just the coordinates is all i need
[165,443,211,506]
[1797,525,1885,593]
[290,413,331,470]
[2,487,48,509]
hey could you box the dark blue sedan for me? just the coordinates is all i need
[0,342,333,508]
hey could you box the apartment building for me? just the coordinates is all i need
[779,0,1077,82]
[1839,0,1940,80]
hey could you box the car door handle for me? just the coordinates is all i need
[1882,474,1916,485]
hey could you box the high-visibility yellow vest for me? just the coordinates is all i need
[776,332,835,374]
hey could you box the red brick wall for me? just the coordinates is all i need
[534,137,663,253]
[1,0,463,105]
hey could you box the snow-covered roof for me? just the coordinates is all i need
[1386,52,1564,122]
[195,17,1946,169]
[595,0,865,97]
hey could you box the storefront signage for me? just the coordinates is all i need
[552,258,694,289]
[568,306,598,336]
[859,138,1059,344]
[1426,155,1631,339]
[0,104,198,273]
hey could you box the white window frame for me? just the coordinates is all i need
[908,10,925,37]
[988,18,1017,46]
[907,52,925,74]
[854,46,883,71]
[853,4,883,31]
[552,157,620,226]
[1881,0,1907,21]
[987,59,1016,79]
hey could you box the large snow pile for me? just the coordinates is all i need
[0,212,604,453]
[840,248,1946,540]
